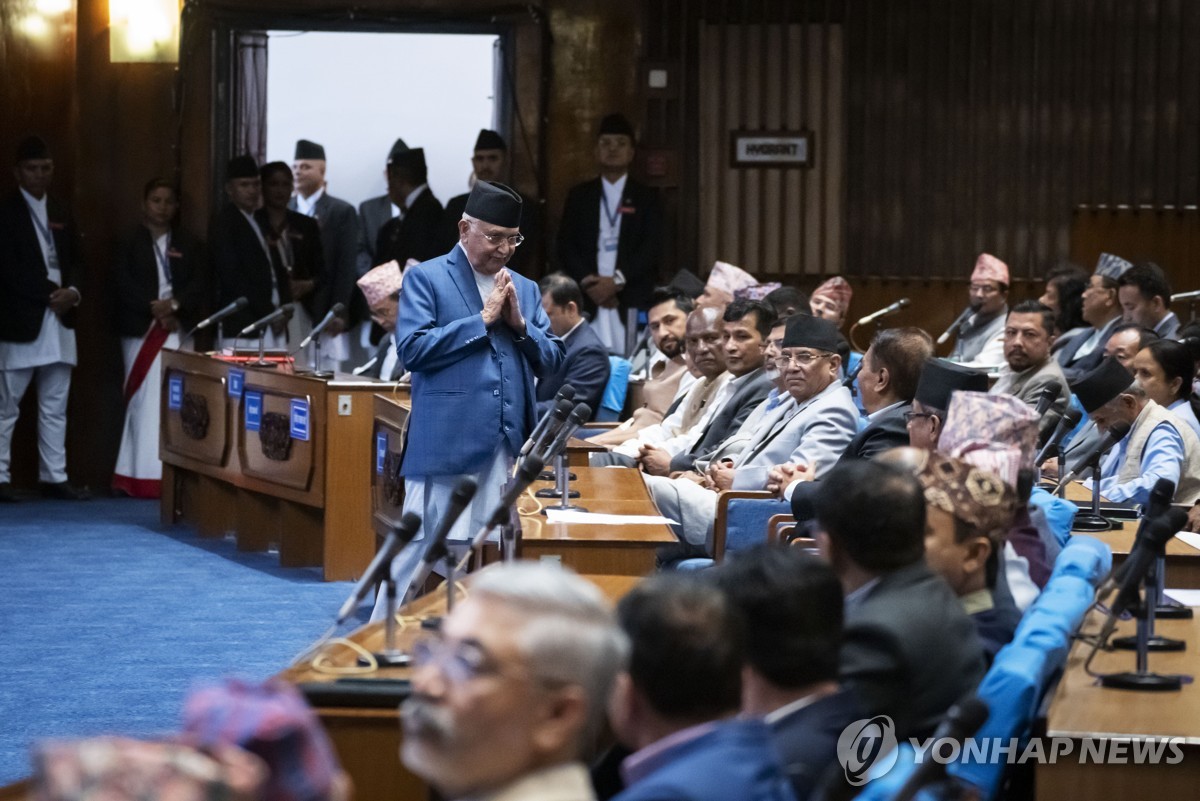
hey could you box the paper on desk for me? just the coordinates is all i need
[545,509,679,526]
[1162,590,1200,607]
[1174,531,1200,553]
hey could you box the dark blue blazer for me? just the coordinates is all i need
[613,719,797,801]
[837,401,911,464]
[536,319,610,419]
[769,689,864,801]
[396,245,564,476]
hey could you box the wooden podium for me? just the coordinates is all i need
[159,350,402,581]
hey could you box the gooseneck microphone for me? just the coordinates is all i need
[456,455,546,572]
[540,403,592,462]
[298,302,347,349]
[183,296,248,340]
[527,398,575,462]
[335,512,421,624]
[936,305,977,346]
[1032,382,1062,418]
[403,478,479,602]
[1035,406,1082,466]
[1105,478,1177,590]
[1055,420,1132,490]
[1170,289,1200,303]
[238,303,295,337]
[890,697,991,801]
[521,386,576,458]
[855,298,911,327]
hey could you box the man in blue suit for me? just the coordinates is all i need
[537,272,610,419]
[372,181,563,617]
[608,573,797,801]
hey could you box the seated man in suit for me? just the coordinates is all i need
[1055,253,1133,381]
[608,573,797,801]
[589,288,697,444]
[903,358,990,451]
[1118,262,1179,340]
[351,261,404,381]
[810,459,986,739]
[538,273,611,418]
[647,314,858,551]
[989,300,1071,440]
[769,326,931,499]
[713,546,863,801]
[401,562,627,801]
[1076,357,1200,504]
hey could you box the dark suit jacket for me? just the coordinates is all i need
[0,190,83,342]
[838,401,911,463]
[557,176,663,315]
[355,333,403,381]
[841,562,986,740]
[209,203,291,335]
[769,688,864,801]
[612,719,797,801]
[670,368,773,472]
[290,192,364,325]
[1055,317,1120,381]
[112,225,206,336]
[255,209,325,320]
[358,194,392,262]
[536,320,610,419]
[375,187,445,269]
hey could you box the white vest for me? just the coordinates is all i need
[1115,400,1200,504]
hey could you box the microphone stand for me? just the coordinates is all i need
[249,329,278,369]
[1065,450,1115,532]
[536,453,586,511]
[1112,556,1186,653]
[357,572,412,668]
[1151,552,1194,620]
[303,329,333,378]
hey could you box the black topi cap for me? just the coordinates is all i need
[782,314,842,352]
[598,113,636,141]
[667,269,707,299]
[294,139,326,161]
[226,155,259,180]
[464,180,522,228]
[1070,356,1135,414]
[915,359,989,413]
[474,129,506,151]
[386,138,409,163]
[16,136,50,163]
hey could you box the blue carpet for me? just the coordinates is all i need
[0,498,364,785]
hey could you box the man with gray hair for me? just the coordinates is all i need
[401,562,627,801]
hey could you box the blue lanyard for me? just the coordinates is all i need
[153,235,173,285]
[26,202,58,255]
[600,191,621,230]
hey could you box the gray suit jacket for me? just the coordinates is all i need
[358,195,393,262]
[990,357,1071,439]
[842,562,986,739]
[670,367,772,472]
[731,382,860,489]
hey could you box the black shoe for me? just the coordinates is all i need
[39,481,91,501]
[0,483,19,503]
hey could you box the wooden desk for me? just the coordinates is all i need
[519,467,676,575]
[1037,611,1200,799]
[1061,482,1200,589]
[279,574,640,801]
[160,350,394,581]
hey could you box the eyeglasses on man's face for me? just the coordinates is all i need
[903,411,937,424]
[471,222,524,247]
[775,350,830,368]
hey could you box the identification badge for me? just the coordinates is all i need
[228,368,244,399]
[244,391,262,432]
[376,431,387,474]
[289,398,310,441]
[167,375,183,410]
[602,236,619,253]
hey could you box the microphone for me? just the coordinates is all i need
[403,479,478,599]
[527,398,575,461]
[237,303,294,337]
[842,357,865,389]
[855,298,911,327]
[520,386,576,458]
[1170,289,1200,303]
[335,512,420,624]
[298,302,347,349]
[539,402,592,462]
[1035,406,1082,465]
[1106,478,1176,590]
[1105,507,1188,621]
[1055,420,1132,490]
[189,297,248,333]
[891,697,990,801]
[1032,382,1062,418]
[455,455,546,573]
[936,305,977,346]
